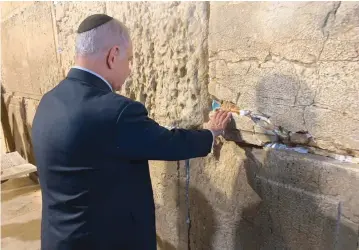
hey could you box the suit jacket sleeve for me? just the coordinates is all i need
[115,101,213,161]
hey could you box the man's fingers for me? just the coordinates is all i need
[215,110,224,122]
[226,112,232,121]
[223,112,231,122]
[218,110,228,122]
[213,109,221,120]
[221,112,232,127]
[208,110,233,132]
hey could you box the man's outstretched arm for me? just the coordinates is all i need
[115,101,231,161]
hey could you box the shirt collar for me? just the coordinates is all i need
[72,66,113,92]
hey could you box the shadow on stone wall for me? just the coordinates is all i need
[237,146,359,250]
[1,86,35,164]
[182,181,217,250]
[19,97,35,164]
[232,74,303,249]
[155,160,217,250]
[232,74,358,250]
[1,85,15,152]
[156,74,358,249]
[235,147,283,250]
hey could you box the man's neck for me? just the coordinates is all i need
[72,65,113,92]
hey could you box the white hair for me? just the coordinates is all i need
[75,19,130,58]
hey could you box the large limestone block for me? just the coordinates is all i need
[149,160,182,250]
[209,2,359,155]
[154,142,359,249]
[182,142,263,249]
[107,2,210,127]
[1,2,62,95]
[53,2,106,75]
[250,148,359,249]
[209,2,336,62]
[150,141,264,249]
[252,149,359,223]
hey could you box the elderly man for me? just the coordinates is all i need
[32,14,231,250]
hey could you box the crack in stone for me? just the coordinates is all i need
[245,64,252,75]
[210,58,260,64]
[293,82,301,106]
[257,96,293,102]
[320,59,359,62]
[235,92,241,104]
[271,52,318,68]
[319,2,342,61]
[302,106,309,131]
[321,1,341,37]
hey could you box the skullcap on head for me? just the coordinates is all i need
[77,14,114,33]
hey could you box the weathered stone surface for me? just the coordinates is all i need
[107,2,210,127]
[0,1,34,21]
[209,2,336,62]
[2,93,39,164]
[1,2,62,95]
[0,124,6,154]
[149,160,181,250]
[321,2,359,61]
[1,2,359,250]
[255,176,357,250]
[251,148,359,223]
[289,131,312,145]
[184,142,262,250]
[209,2,359,155]
[53,2,106,76]
[154,143,359,250]
[166,142,359,250]
[245,147,359,249]
[224,129,276,147]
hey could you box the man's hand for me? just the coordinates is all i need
[204,110,232,137]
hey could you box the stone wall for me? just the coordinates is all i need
[1,2,358,249]
[209,2,359,156]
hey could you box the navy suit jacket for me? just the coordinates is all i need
[31,68,213,250]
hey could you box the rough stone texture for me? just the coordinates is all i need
[0,1,34,22]
[185,142,262,250]
[164,142,359,250]
[149,160,184,250]
[249,148,359,250]
[209,2,359,156]
[1,1,62,96]
[107,2,210,127]
[1,2,359,250]
[252,149,359,224]
[1,93,39,164]
[0,124,6,154]
[53,2,106,76]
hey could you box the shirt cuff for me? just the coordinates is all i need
[209,130,217,148]
[210,130,214,148]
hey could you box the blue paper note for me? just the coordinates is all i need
[212,100,221,111]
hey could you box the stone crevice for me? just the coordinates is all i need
[321,1,341,37]
[319,2,341,61]
[209,57,261,64]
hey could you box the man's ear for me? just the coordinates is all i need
[106,46,120,69]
